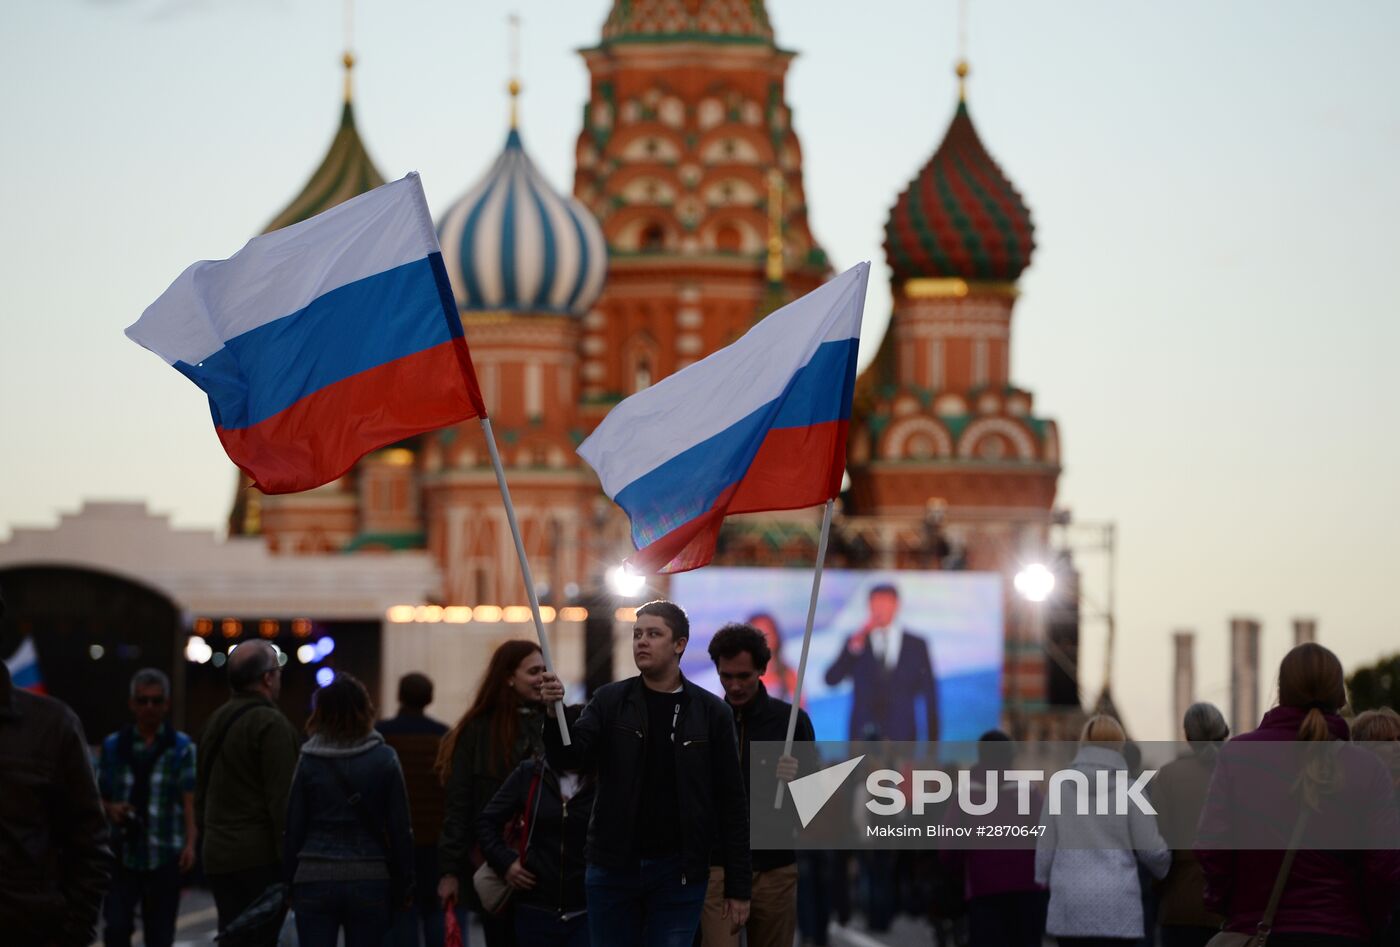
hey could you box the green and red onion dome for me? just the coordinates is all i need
[884,99,1035,284]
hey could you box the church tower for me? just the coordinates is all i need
[847,62,1063,720]
[425,79,608,606]
[573,0,830,423]
[233,51,389,553]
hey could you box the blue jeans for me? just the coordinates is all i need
[514,902,589,947]
[292,879,392,947]
[584,855,705,947]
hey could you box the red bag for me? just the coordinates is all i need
[444,906,464,947]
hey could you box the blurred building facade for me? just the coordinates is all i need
[2,2,1075,735]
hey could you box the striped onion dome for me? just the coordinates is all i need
[265,102,385,234]
[438,128,607,317]
[884,99,1035,284]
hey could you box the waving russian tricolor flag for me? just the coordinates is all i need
[126,173,485,495]
[4,637,45,694]
[581,262,869,574]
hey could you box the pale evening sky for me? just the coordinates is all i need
[1,0,1397,738]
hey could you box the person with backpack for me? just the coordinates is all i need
[284,673,414,947]
[196,640,300,943]
[96,667,197,947]
[476,705,595,947]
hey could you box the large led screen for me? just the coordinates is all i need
[670,568,1003,743]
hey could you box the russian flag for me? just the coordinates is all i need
[4,637,45,694]
[580,262,869,574]
[126,173,486,495]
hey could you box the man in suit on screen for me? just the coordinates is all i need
[824,583,939,742]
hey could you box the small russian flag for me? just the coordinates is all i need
[579,262,869,574]
[4,637,45,694]
[126,173,486,495]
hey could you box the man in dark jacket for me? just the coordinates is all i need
[377,672,452,947]
[540,599,750,947]
[824,583,939,742]
[0,640,112,947]
[196,639,300,941]
[700,622,815,947]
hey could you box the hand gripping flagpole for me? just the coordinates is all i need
[479,417,571,745]
[774,497,834,808]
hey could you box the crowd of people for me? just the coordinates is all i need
[3,579,1400,947]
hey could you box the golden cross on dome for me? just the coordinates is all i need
[508,13,523,128]
[342,0,356,102]
[956,0,971,100]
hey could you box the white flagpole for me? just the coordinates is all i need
[479,417,571,745]
[774,497,834,808]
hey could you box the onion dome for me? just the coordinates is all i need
[600,0,774,44]
[437,128,608,316]
[265,57,385,234]
[884,82,1035,284]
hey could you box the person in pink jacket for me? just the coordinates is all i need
[1196,644,1400,947]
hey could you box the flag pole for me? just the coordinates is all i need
[479,416,571,745]
[774,497,835,808]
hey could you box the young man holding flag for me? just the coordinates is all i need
[538,601,750,947]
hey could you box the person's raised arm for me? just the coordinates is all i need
[824,635,861,686]
[540,673,602,772]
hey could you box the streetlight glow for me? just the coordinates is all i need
[1014,563,1056,603]
[607,564,646,598]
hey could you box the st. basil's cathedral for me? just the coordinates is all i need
[228,1,1072,727]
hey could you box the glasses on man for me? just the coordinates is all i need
[133,696,166,707]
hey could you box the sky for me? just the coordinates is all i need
[2,0,1398,738]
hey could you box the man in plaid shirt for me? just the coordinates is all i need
[97,668,197,947]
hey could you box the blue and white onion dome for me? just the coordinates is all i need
[438,128,607,316]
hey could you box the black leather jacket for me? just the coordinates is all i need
[0,664,112,946]
[543,675,752,899]
[476,757,594,913]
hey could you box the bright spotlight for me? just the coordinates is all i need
[184,636,213,664]
[315,667,336,688]
[607,564,646,598]
[296,644,317,665]
[314,637,336,659]
[1014,563,1056,603]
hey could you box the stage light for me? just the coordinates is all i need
[559,606,588,622]
[473,605,503,623]
[386,605,415,623]
[296,644,316,664]
[503,606,532,623]
[259,619,279,638]
[221,618,242,639]
[291,618,313,638]
[314,637,336,659]
[415,605,444,623]
[538,606,557,623]
[1014,563,1056,603]
[443,606,472,624]
[185,636,213,664]
[194,618,213,636]
[315,668,335,688]
[89,644,105,660]
[607,565,646,598]
[614,607,638,623]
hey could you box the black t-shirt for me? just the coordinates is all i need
[637,686,682,857]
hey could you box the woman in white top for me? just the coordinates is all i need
[1035,714,1171,946]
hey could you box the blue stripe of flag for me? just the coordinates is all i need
[175,254,455,430]
[613,337,859,550]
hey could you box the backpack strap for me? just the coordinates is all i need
[195,701,262,830]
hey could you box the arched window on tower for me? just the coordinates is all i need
[634,356,653,393]
[715,223,742,254]
[640,222,666,252]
